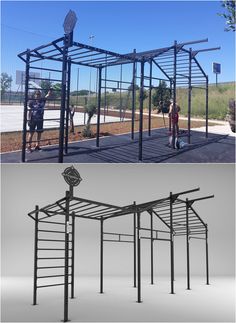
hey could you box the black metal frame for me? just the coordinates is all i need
[28,179,214,322]
[19,34,220,162]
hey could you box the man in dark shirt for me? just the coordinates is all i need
[27,89,52,152]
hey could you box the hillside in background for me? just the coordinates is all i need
[1,82,234,121]
[70,82,235,121]
[176,82,235,120]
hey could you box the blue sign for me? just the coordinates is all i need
[213,63,221,74]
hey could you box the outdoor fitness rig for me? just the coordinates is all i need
[28,166,214,322]
[18,20,220,162]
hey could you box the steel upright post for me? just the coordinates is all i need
[96,67,102,147]
[137,211,141,302]
[71,212,75,298]
[148,59,153,137]
[170,192,174,294]
[186,199,190,289]
[33,205,39,305]
[139,59,145,161]
[187,49,192,144]
[22,50,30,163]
[65,59,71,155]
[206,225,209,285]
[133,201,137,287]
[63,190,70,322]
[58,36,68,163]
[100,218,104,293]
[169,80,173,132]
[206,76,209,138]
[172,41,177,149]
[131,49,136,140]
[150,210,154,284]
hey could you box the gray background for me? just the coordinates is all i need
[1,163,235,278]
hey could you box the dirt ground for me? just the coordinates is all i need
[1,113,212,153]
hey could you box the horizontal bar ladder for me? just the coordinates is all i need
[32,204,75,312]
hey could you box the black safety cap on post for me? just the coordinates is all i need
[62,165,82,197]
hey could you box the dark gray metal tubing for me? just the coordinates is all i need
[30,66,62,73]
[141,237,171,242]
[72,195,124,210]
[170,192,174,294]
[96,67,102,147]
[80,208,121,219]
[137,212,141,302]
[64,190,70,322]
[206,76,209,138]
[38,229,66,234]
[39,220,65,225]
[28,76,62,82]
[186,199,190,289]
[58,37,68,163]
[103,232,134,237]
[187,206,207,228]
[69,202,99,213]
[139,227,170,234]
[139,59,145,161]
[33,205,38,305]
[103,239,134,243]
[73,41,135,62]
[154,204,186,212]
[192,46,221,55]
[148,60,152,136]
[152,59,171,81]
[151,210,171,229]
[18,36,64,57]
[65,59,71,154]
[38,248,66,251]
[133,202,137,287]
[172,188,200,198]
[37,283,71,288]
[38,266,72,269]
[38,274,72,279]
[192,56,207,78]
[150,210,154,284]
[71,213,75,298]
[206,226,209,284]
[131,50,136,140]
[38,239,72,242]
[101,85,132,91]
[172,41,177,150]
[77,206,118,218]
[100,218,104,293]
[22,50,30,162]
[38,257,72,260]
[101,78,133,85]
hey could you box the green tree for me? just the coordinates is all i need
[1,73,12,97]
[52,83,62,98]
[152,81,171,112]
[218,0,235,32]
[82,104,97,137]
[40,80,53,96]
[128,84,140,91]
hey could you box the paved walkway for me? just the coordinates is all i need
[1,127,235,163]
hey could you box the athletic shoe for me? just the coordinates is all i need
[26,147,33,153]
[34,146,42,151]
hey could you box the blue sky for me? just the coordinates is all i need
[1,1,235,91]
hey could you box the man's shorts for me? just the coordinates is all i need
[172,113,179,124]
[28,119,44,132]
